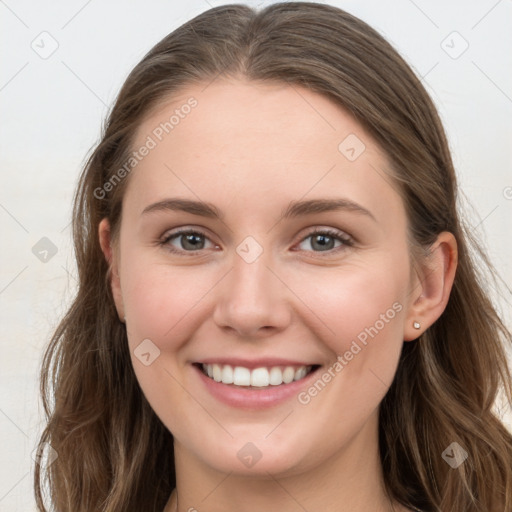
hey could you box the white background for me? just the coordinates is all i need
[1,0,511,510]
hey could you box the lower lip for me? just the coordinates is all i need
[193,364,321,409]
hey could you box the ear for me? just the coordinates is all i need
[98,217,125,322]
[403,231,458,341]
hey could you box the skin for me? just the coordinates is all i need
[99,77,457,512]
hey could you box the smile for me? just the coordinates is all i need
[199,363,318,388]
[193,360,323,409]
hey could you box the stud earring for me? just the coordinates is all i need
[413,321,421,329]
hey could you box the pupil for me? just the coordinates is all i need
[183,233,204,250]
[313,234,333,251]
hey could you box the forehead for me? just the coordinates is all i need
[124,77,403,224]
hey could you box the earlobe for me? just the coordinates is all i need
[98,217,125,322]
[403,231,458,341]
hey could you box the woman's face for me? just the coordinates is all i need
[102,77,422,477]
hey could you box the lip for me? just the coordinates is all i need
[194,358,318,369]
[193,363,321,410]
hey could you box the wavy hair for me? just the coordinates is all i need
[34,3,512,511]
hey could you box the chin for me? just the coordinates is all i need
[191,438,312,478]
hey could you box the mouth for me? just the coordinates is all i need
[194,362,321,389]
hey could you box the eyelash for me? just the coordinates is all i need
[159,227,354,257]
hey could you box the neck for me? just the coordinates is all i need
[163,412,407,512]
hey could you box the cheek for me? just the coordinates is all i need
[120,255,211,434]
[289,259,408,421]
[121,255,212,344]
[293,258,407,352]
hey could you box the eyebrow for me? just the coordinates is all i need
[141,197,375,222]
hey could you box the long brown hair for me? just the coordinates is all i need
[34,3,512,511]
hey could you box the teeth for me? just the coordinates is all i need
[201,363,314,387]
[221,364,234,384]
[269,367,282,385]
[251,368,269,387]
[233,366,251,386]
[283,366,295,384]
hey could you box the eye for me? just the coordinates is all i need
[296,228,353,254]
[160,229,215,255]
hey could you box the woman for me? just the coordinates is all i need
[34,2,512,511]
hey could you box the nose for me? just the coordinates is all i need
[212,248,291,339]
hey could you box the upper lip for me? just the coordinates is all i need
[194,358,320,369]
